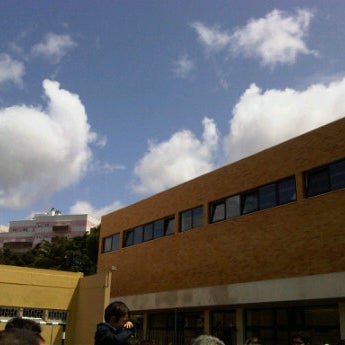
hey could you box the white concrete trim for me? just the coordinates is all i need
[115,272,345,311]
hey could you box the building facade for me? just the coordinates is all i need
[0,209,100,252]
[98,117,345,345]
[0,265,111,345]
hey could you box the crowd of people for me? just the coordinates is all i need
[0,301,342,345]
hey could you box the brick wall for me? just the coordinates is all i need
[98,117,345,298]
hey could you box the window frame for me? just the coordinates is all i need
[180,206,203,232]
[102,233,120,253]
[209,176,296,224]
[304,157,345,198]
[123,215,175,247]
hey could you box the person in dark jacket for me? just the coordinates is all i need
[94,301,134,345]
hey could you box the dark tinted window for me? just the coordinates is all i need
[259,184,276,210]
[103,233,120,252]
[330,160,345,190]
[226,195,241,218]
[305,167,330,197]
[134,226,143,244]
[181,206,203,231]
[242,191,258,214]
[165,217,175,235]
[103,237,112,252]
[181,209,192,231]
[143,223,153,241]
[123,230,134,247]
[210,201,225,223]
[153,219,164,239]
[278,177,296,203]
[305,158,345,197]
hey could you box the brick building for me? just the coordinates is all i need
[98,117,345,345]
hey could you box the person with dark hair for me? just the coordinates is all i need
[5,317,42,334]
[94,301,135,345]
[192,335,225,345]
[0,328,45,345]
[291,331,311,345]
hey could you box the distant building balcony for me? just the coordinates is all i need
[3,241,33,253]
[52,225,70,233]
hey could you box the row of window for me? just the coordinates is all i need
[210,176,296,223]
[102,157,345,253]
[145,305,339,345]
[103,216,175,252]
[123,216,175,247]
[0,306,68,322]
[304,158,345,197]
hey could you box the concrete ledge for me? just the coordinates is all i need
[115,271,345,311]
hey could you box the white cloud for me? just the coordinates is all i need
[69,200,123,219]
[89,161,126,174]
[31,33,76,63]
[224,77,345,163]
[0,79,95,209]
[231,9,316,66]
[173,55,195,79]
[0,54,25,86]
[192,8,316,67]
[191,22,231,52]
[131,117,219,195]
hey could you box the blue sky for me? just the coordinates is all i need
[1,1,345,226]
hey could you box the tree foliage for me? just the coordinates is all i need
[0,225,100,276]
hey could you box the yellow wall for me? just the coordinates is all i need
[0,265,110,345]
[71,271,112,345]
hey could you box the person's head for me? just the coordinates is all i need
[192,335,225,345]
[245,337,262,345]
[291,331,311,345]
[5,317,42,333]
[0,328,45,345]
[104,301,129,328]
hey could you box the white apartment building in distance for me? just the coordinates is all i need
[0,208,100,252]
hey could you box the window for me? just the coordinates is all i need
[0,307,19,318]
[226,195,241,218]
[144,223,153,241]
[123,216,175,247]
[241,190,258,214]
[134,226,143,244]
[102,233,120,252]
[330,159,345,189]
[148,311,204,345]
[164,217,175,235]
[103,237,112,252]
[123,230,134,247]
[153,219,164,239]
[211,310,236,345]
[48,310,68,322]
[23,308,44,319]
[210,176,296,223]
[180,206,203,231]
[153,217,174,238]
[305,158,345,197]
[277,177,296,203]
[259,184,276,210]
[245,305,339,345]
[210,201,225,223]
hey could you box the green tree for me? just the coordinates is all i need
[0,225,100,276]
